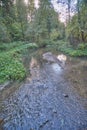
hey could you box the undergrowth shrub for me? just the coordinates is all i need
[77,43,87,50]
[0,42,38,84]
[48,40,87,57]
[0,54,26,84]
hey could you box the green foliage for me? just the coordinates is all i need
[66,1,87,46]
[11,22,22,40]
[0,41,38,84]
[56,41,87,56]
[0,41,23,51]
[38,39,53,47]
[32,0,65,46]
[0,42,38,52]
[27,0,35,21]
[24,23,35,41]
[0,0,87,61]
[69,49,87,56]
[0,54,26,84]
[50,29,59,41]
[0,0,65,45]
[8,43,38,54]
[77,43,87,50]
[0,22,11,42]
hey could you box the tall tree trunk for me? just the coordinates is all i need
[67,0,71,23]
[81,30,85,42]
[77,0,81,25]
[21,21,25,40]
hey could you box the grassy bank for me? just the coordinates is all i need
[0,41,38,84]
[58,41,87,57]
[46,40,87,57]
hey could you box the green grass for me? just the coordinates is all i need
[47,40,87,57]
[0,41,38,84]
[0,41,23,51]
[58,43,87,56]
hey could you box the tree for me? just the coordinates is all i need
[31,0,64,46]
[66,0,87,47]
[67,0,71,23]
[27,0,35,22]
[0,0,14,42]
[0,19,11,42]
[79,0,87,42]
[16,0,27,40]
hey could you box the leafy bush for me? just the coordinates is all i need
[0,54,26,84]
[0,22,11,42]
[0,41,23,51]
[51,40,87,57]
[77,43,87,50]
[0,42,38,84]
[50,29,60,41]
[0,42,38,52]
[11,22,22,40]
[69,49,87,56]
[59,45,87,57]
[37,39,54,47]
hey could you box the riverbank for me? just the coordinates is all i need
[46,40,87,57]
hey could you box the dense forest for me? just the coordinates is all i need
[0,0,87,44]
[0,0,87,83]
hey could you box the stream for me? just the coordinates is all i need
[0,49,87,130]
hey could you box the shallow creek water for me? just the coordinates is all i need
[0,49,87,130]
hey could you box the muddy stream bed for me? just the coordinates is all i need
[0,49,87,130]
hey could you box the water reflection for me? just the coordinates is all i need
[57,54,67,66]
[51,63,62,74]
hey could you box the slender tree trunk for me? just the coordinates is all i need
[81,30,85,42]
[67,0,71,23]
[20,21,25,40]
[77,0,81,25]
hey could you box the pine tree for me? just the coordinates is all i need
[16,0,27,39]
[67,0,71,23]
[27,0,35,22]
[33,0,60,45]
